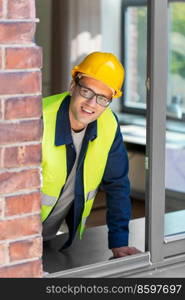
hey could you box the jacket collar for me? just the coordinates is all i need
[55,95,97,146]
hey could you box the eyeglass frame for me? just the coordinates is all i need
[74,77,113,107]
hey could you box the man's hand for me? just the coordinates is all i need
[111,246,141,258]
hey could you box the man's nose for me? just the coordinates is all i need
[86,95,97,106]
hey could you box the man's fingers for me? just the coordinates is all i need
[127,247,142,255]
[112,246,142,258]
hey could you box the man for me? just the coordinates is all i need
[41,52,139,258]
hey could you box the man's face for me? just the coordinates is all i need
[69,76,113,131]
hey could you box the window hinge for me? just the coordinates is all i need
[145,156,149,170]
[146,77,150,91]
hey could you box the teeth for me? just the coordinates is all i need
[82,107,93,114]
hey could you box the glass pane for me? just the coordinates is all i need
[165,2,185,238]
[124,6,147,109]
[167,2,185,120]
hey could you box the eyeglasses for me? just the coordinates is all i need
[76,80,112,107]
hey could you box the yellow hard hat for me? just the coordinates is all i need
[71,52,125,98]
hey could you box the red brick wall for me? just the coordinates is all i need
[0,0,43,278]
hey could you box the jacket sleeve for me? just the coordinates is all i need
[101,119,131,249]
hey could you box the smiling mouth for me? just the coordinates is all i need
[81,106,95,115]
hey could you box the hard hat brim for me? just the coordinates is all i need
[71,67,122,98]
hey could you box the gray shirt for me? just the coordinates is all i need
[42,128,86,241]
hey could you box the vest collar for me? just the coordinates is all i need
[55,95,97,146]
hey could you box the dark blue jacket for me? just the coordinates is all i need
[54,95,131,250]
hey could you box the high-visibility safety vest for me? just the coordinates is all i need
[41,92,117,239]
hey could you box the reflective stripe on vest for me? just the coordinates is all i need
[41,92,117,238]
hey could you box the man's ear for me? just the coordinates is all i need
[69,80,75,96]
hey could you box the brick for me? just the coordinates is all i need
[5,192,41,217]
[3,144,41,168]
[0,0,2,18]
[0,243,7,265]
[0,22,35,44]
[0,48,2,69]
[9,237,42,262]
[0,71,41,95]
[0,119,42,145]
[0,259,43,278]
[0,99,2,119]
[0,168,40,195]
[0,202,2,219]
[4,96,42,120]
[7,0,35,19]
[5,47,42,69]
[0,197,4,219]
[0,215,41,240]
[0,147,3,168]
